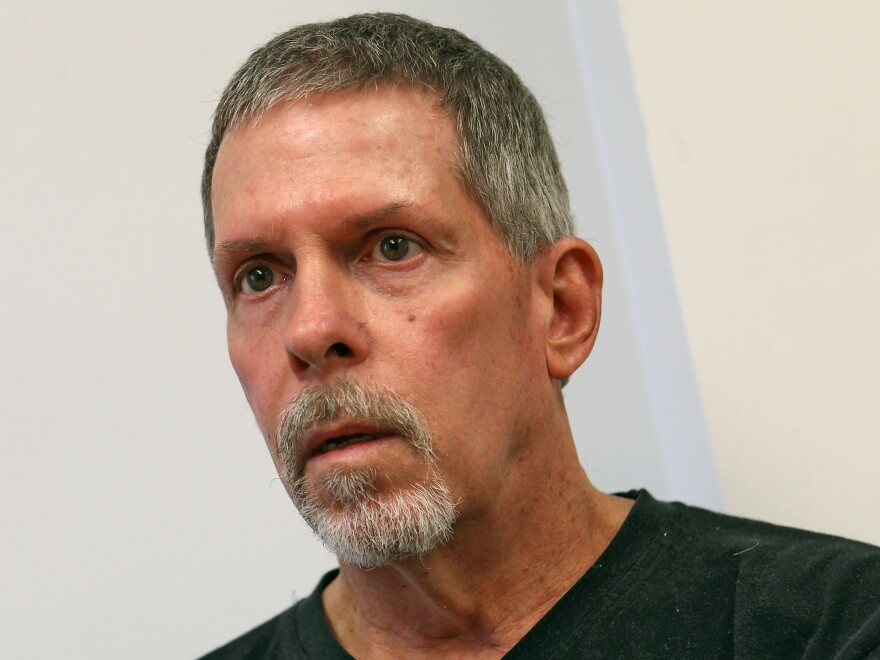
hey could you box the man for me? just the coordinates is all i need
[201,13,880,659]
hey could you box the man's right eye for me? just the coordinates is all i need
[239,265,275,294]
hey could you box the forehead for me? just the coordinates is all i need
[210,86,465,235]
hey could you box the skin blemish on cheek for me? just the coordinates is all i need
[408,314,417,322]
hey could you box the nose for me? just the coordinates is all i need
[284,262,369,375]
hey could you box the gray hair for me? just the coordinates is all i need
[201,12,574,262]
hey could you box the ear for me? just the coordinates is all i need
[535,237,603,382]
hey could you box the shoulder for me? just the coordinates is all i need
[625,489,880,570]
[512,491,880,658]
[649,493,880,657]
[665,494,880,583]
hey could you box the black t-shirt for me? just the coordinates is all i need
[200,490,880,658]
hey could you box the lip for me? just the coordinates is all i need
[304,419,397,460]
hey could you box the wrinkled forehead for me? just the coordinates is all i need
[213,86,460,194]
[213,87,458,189]
[219,83,454,156]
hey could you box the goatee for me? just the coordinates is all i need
[275,377,457,568]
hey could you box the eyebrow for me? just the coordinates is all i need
[341,201,411,230]
[213,237,270,267]
[212,201,413,268]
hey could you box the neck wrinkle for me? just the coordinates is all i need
[322,439,633,659]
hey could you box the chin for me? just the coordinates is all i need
[290,467,459,568]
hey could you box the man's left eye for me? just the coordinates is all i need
[375,235,417,262]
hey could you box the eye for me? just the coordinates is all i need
[375,235,418,262]
[239,265,276,294]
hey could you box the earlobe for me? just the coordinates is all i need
[539,237,604,382]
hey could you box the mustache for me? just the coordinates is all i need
[274,377,433,485]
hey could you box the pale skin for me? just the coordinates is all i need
[211,85,633,658]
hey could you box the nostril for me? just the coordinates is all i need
[329,342,352,357]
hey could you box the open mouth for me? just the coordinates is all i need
[317,433,383,454]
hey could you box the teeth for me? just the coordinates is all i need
[319,433,378,453]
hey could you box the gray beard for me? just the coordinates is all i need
[275,378,458,568]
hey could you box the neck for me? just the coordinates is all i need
[322,431,633,659]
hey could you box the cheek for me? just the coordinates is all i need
[227,322,286,439]
[398,274,539,423]
[419,280,534,369]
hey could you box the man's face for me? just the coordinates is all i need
[211,86,552,539]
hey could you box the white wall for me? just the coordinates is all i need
[619,1,880,546]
